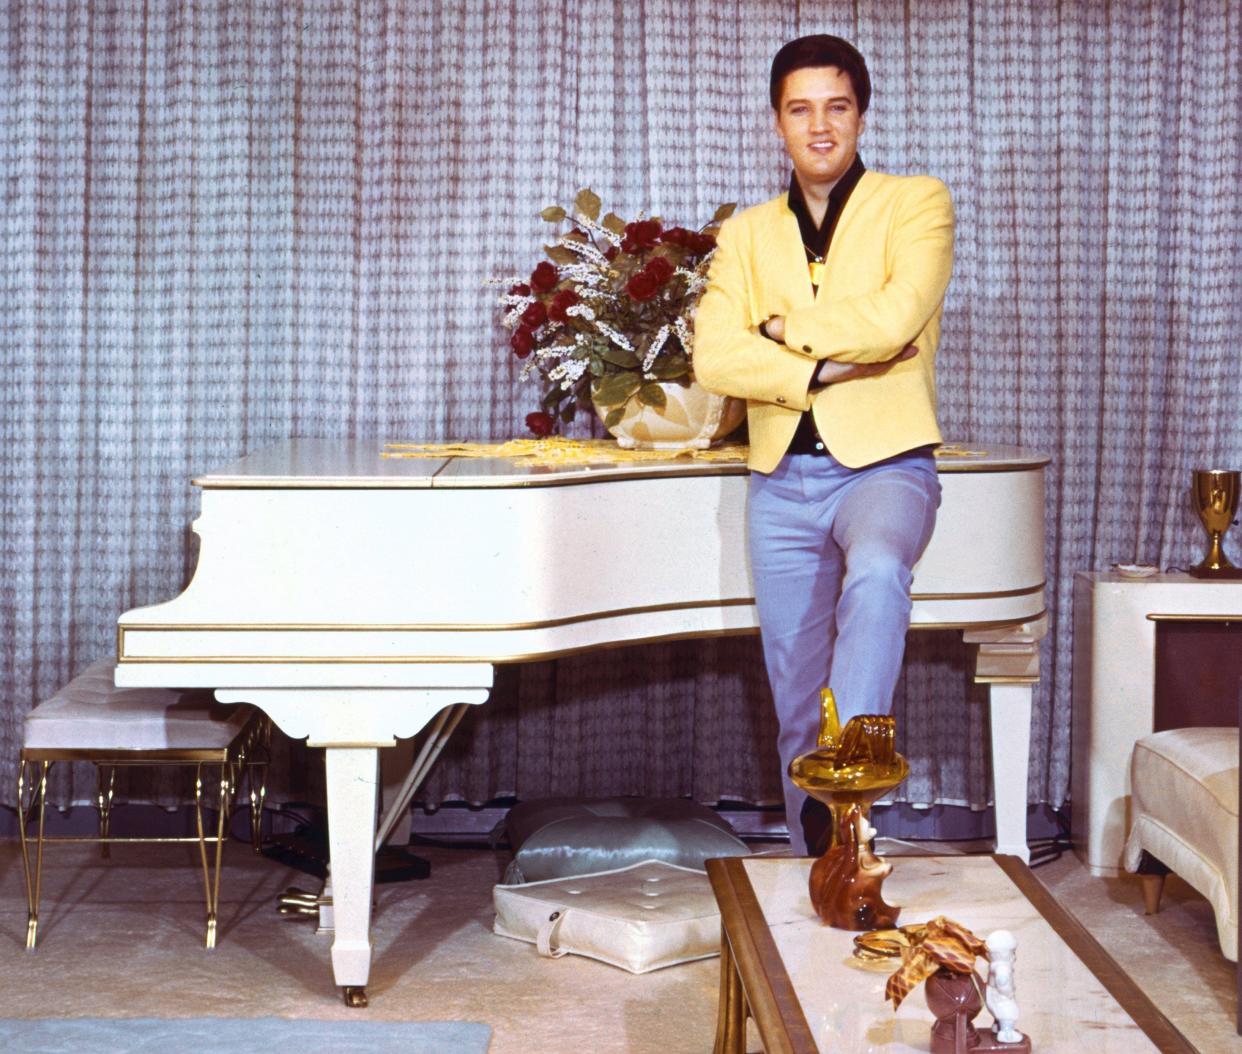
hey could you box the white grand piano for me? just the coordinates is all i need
[115,439,1048,1005]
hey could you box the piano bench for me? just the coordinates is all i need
[1123,727,1239,961]
[15,659,272,952]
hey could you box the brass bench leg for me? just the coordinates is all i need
[246,720,271,852]
[16,759,50,950]
[195,763,232,950]
[96,765,116,858]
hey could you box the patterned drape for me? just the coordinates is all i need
[3,0,1240,818]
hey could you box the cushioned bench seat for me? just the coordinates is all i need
[24,659,254,752]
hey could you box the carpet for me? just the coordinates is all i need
[0,1017,492,1053]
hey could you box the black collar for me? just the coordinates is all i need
[787,154,867,262]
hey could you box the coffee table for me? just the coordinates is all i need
[706,854,1195,1053]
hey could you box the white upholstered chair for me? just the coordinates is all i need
[1123,727,1239,961]
[16,659,270,950]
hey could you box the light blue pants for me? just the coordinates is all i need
[748,448,941,854]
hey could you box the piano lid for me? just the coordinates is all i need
[193,439,1049,490]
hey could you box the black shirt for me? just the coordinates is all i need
[779,155,866,455]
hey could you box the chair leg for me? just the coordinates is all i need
[16,760,50,950]
[96,765,116,859]
[1141,873,1166,915]
[1136,850,1170,914]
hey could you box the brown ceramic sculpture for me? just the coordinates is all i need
[808,803,900,929]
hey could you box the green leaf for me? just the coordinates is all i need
[648,357,690,380]
[560,403,576,423]
[604,406,625,429]
[541,205,566,223]
[637,382,668,409]
[588,356,606,377]
[602,212,627,235]
[592,371,642,407]
[545,244,577,265]
[711,203,737,223]
[575,188,602,222]
[542,387,561,410]
[598,346,639,369]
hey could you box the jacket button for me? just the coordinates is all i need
[776,396,786,404]
[802,345,812,353]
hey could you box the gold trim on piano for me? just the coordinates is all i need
[116,582,1045,652]
[1146,613,1242,621]
[114,611,1047,666]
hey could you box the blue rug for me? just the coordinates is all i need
[1,1017,492,1053]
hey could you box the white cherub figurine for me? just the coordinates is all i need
[985,930,1023,1043]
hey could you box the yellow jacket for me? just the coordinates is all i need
[693,171,954,473]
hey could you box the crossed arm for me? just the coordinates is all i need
[692,177,954,406]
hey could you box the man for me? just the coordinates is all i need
[693,34,954,854]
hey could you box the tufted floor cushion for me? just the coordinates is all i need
[502,796,748,884]
[1123,727,1239,961]
[493,859,721,973]
[24,659,252,752]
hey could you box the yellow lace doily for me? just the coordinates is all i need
[382,439,984,467]
[382,438,749,466]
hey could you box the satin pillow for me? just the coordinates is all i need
[503,796,748,884]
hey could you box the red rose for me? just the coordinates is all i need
[521,301,548,328]
[620,238,638,254]
[526,411,555,437]
[547,289,580,323]
[660,227,689,246]
[691,233,716,255]
[605,246,618,261]
[508,282,531,296]
[626,271,659,302]
[511,326,534,358]
[530,261,559,292]
[623,220,662,249]
[646,256,674,283]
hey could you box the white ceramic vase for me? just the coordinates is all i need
[594,379,746,450]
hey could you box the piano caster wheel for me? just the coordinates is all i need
[343,986,368,1008]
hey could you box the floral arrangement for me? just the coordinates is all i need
[498,188,735,436]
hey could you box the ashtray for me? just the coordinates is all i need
[1114,563,1158,578]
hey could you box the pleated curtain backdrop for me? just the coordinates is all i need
[2,0,1240,818]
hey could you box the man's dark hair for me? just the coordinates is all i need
[769,34,871,114]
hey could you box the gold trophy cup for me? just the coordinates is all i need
[1189,469,1242,579]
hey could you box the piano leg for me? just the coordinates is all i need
[324,746,380,1007]
[988,683,1033,862]
[208,678,495,1004]
[967,616,1047,864]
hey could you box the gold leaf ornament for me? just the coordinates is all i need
[574,188,602,222]
[601,212,627,235]
[711,202,737,223]
[540,205,567,223]
[544,245,577,265]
